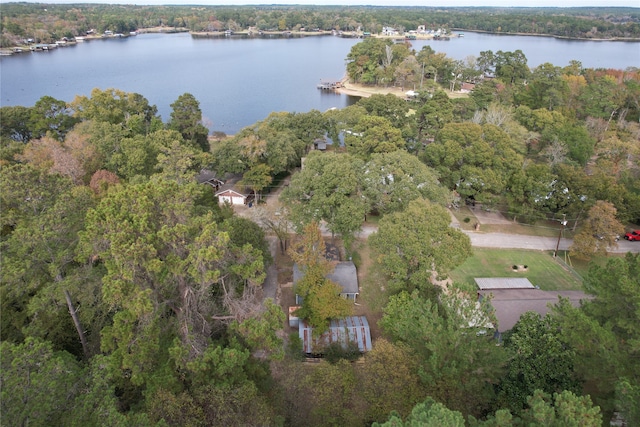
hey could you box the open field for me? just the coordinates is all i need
[449,248,583,291]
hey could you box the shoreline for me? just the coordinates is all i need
[453,28,640,42]
[334,79,469,100]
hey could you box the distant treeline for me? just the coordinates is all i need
[1,3,639,47]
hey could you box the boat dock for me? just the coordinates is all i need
[317,80,344,90]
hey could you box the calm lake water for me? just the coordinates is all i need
[1,31,638,135]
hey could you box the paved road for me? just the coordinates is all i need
[349,224,640,254]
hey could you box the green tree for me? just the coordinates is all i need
[569,200,626,260]
[505,163,558,223]
[357,93,412,134]
[519,62,570,111]
[379,290,504,417]
[0,338,84,427]
[346,37,394,84]
[360,339,425,422]
[168,92,210,152]
[415,89,454,143]
[303,359,360,426]
[494,49,529,85]
[29,95,78,140]
[422,122,523,205]
[553,253,640,417]
[373,397,466,427]
[496,312,580,414]
[289,222,353,333]
[369,198,472,293]
[520,390,602,427]
[363,150,449,215]
[79,178,267,387]
[281,151,367,242]
[71,88,161,134]
[238,163,273,202]
[344,115,406,159]
[0,105,33,142]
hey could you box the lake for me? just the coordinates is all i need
[1,31,638,135]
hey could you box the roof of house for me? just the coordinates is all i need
[293,261,359,295]
[475,277,535,290]
[299,316,372,354]
[214,174,249,197]
[479,288,591,332]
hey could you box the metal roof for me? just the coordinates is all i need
[299,316,372,355]
[474,277,535,290]
[293,261,359,295]
[478,289,591,332]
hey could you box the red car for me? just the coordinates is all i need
[624,230,640,241]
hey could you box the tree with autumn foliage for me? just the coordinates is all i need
[289,222,353,334]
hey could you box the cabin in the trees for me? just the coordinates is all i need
[195,169,225,191]
[215,182,251,206]
[313,138,327,151]
[298,315,372,356]
[196,170,253,206]
[475,277,591,333]
[460,82,476,93]
[293,261,360,303]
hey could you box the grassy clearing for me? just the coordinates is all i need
[449,248,583,291]
[555,249,626,279]
[450,206,478,231]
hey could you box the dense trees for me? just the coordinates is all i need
[369,199,472,293]
[1,18,639,424]
[281,151,367,242]
[3,4,638,48]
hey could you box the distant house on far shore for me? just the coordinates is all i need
[460,82,476,93]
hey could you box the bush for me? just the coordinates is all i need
[286,332,305,361]
[464,217,471,223]
[324,341,361,364]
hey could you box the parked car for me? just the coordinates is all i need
[624,230,640,241]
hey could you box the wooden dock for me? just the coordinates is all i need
[317,80,344,90]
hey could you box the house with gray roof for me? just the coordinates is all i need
[475,278,591,332]
[293,261,359,304]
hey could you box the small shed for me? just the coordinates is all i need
[294,261,359,304]
[313,138,328,151]
[299,316,372,355]
[289,306,301,328]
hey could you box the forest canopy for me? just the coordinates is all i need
[1,13,640,425]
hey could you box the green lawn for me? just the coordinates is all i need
[449,248,583,291]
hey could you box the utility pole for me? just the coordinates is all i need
[554,214,567,258]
